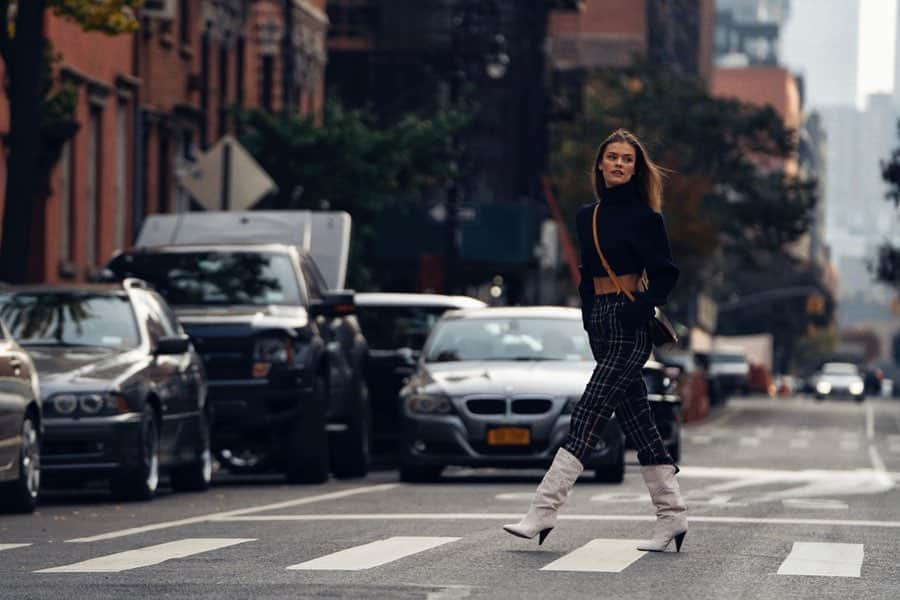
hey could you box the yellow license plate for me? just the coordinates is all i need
[487,427,531,446]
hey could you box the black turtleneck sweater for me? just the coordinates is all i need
[575,180,680,330]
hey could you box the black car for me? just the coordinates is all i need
[0,320,42,512]
[106,243,370,483]
[634,358,682,462]
[0,280,210,500]
[354,293,487,455]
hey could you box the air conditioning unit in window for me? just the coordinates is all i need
[142,0,176,19]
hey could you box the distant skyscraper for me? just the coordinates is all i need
[782,0,860,108]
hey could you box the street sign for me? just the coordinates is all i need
[178,135,278,211]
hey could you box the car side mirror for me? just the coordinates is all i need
[156,335,191,355]
[310,290,355,318]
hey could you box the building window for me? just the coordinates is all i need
[218,44,229,137]
[58,141,74,264]
[201,30,210,147]
[114,101,128,251]
[86,106,102,268]
[261,55,274,111]
[326,0,377,39]
[236,36,245,108]
[179,0,191,45]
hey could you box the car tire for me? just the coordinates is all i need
[0,414,41,513]
[399,464,443,483]
[594,444,625,484]
[170,410,213,493]
[285,375,330,484]
[330,381,371,479]
[112,404,160,501]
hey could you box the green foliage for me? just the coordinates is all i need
[47,0,143,34]
[235,102,469,288]
[876,120,900,293]
[792,327,837,373]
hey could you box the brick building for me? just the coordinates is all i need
[0,0,328,283]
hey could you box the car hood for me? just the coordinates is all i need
[817,374,863,385]
[411,361,594,397]
[27,346,145,390]
[174,304,308,331]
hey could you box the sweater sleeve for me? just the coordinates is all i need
[634,211,679,307]
[575,207,595,329]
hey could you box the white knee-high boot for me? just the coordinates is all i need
[503,447,583,545]
[637,464,688,552]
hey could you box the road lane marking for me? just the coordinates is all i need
[777,542,863,577]
[866,404,875,440]
[687,435,712,445]
[37,538,254,573]
[287,536,458,571]
[868,445,887,472]
[216,513,900,528]
[789,439,810,449]
[0,544,31,552]
[782,499,849,510]
[754,427,774,438]
[541,539,646,573]
[66,484,399,543]
[739,437,760,447]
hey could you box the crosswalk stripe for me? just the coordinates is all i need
[541,539,646,573]
[287,536,459,571]
[777,542,864,577]
[35,538,255,573]
[0,544,31,552]
[789,439,810,449]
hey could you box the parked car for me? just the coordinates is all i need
[354,293,487,455]
[0,280,209,500]
[0,320,42,512]
[635,358,682,462]
[810,362,866,402]
[399,306,681,483]
[107,243,369,482]
[695,349,750,405]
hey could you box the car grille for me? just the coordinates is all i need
[464,396,555,416]
[511,398,553,415]
[190,335,253,380]
[466,397,506,415]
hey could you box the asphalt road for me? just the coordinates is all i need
[3,395,900,600]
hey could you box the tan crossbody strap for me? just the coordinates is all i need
[591,204,636,302]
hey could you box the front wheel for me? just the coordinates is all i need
[171,410,213,492]
[0,414,41,513]
[330,381,371,479]
[112,404,159,501]
[285,376,330,484]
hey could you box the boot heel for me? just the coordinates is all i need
[538,528,553,545]
[674,532,686,552]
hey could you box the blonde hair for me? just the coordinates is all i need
[591,129,664,212]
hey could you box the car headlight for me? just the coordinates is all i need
[47,392,128,417]
[816,381,832,394]
[849,381,865,395]
[254,336,291,363]
[406,392,453,414]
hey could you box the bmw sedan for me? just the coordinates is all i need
[811,362,866,402]
[0,280,210,500]
[400,306,637,483]
[0,320,42,513]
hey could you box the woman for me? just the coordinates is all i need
[503,129,687,552]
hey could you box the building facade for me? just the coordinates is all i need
[0,0,328,283]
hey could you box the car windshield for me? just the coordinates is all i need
[424,317,592,362]
[708,353,746,363]
[0,292,140,349]
[356,305,450,351]
[108,251,302,307]
[822,362,858,375]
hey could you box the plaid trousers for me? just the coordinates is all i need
[563,294,673,466]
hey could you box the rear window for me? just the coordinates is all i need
[109,251,302,307]
[356,305,449,351]
[0,292,140,349]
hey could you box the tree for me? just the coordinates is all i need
[549,60,817,319]
[0,0,141,283]
[876,120,900,294]
[235,102,468,289]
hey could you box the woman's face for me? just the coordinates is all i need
[598,141,637,188]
